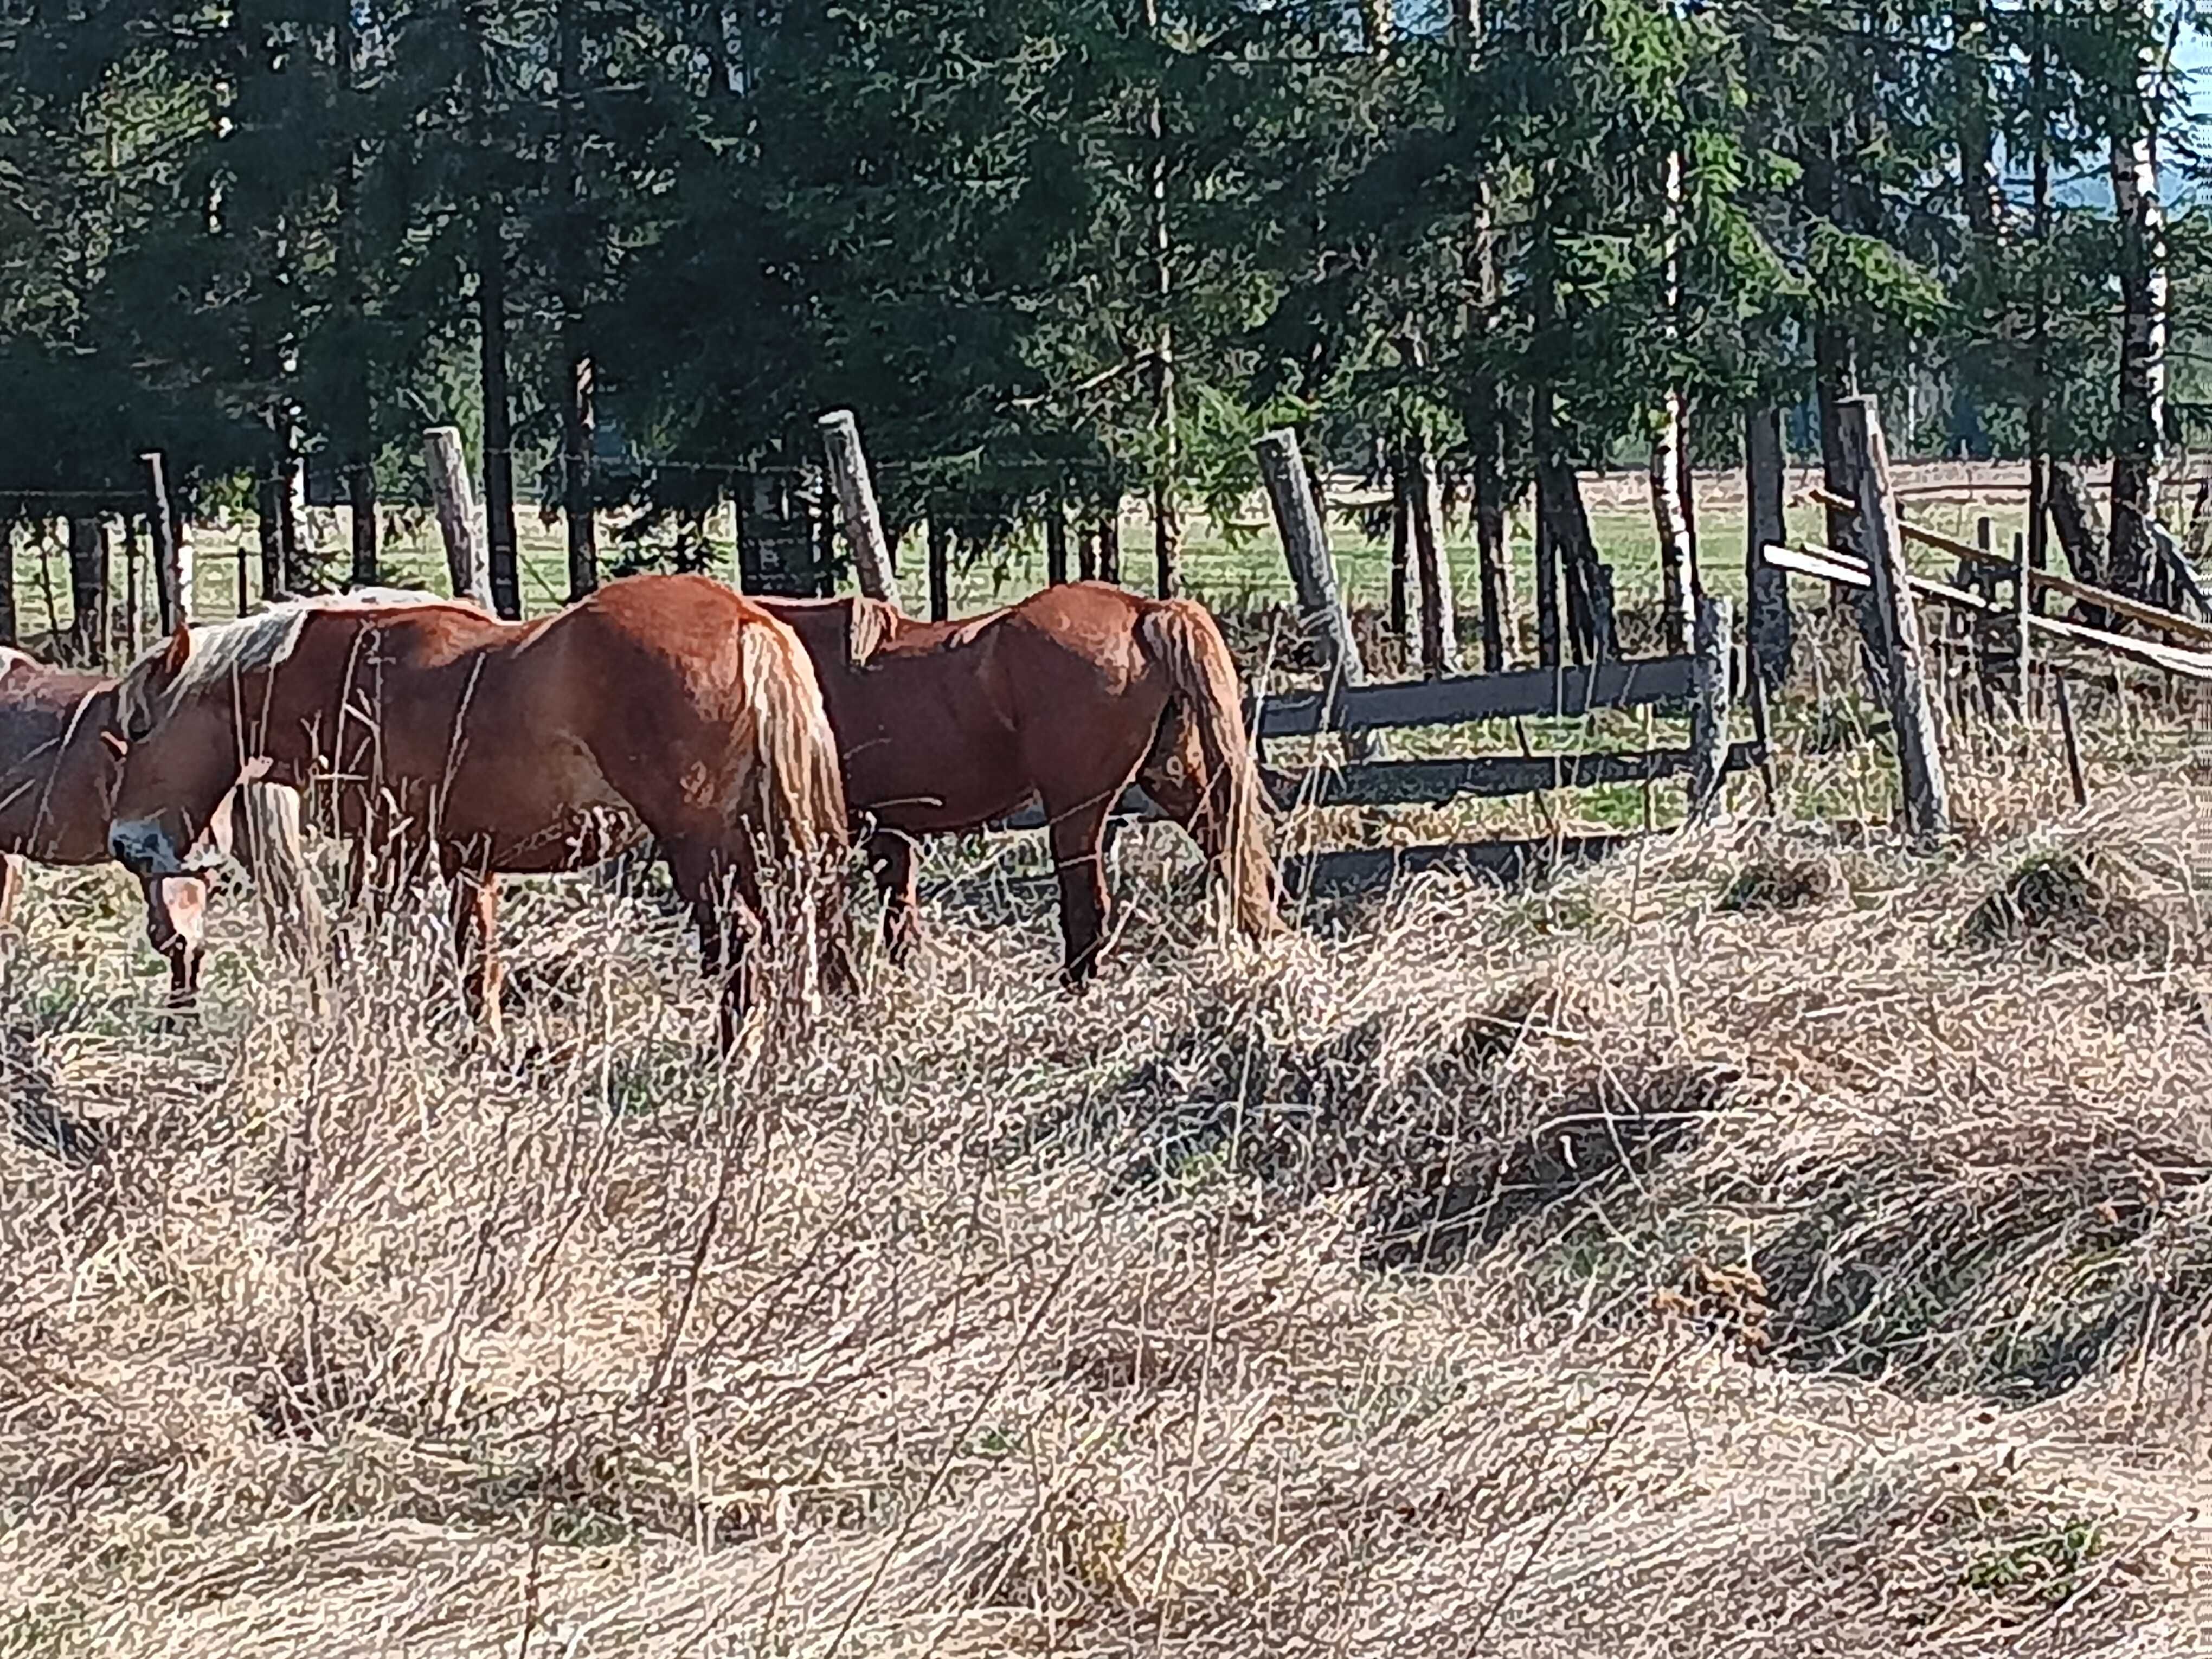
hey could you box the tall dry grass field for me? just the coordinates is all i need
[3,686,2211,1655]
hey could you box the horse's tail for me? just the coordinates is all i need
[742,612,852,868]
[1138,599,1284,940]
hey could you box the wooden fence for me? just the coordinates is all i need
[1004,428,1765,837]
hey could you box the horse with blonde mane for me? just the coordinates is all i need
[756,581,1282,982]
[0,645,314,1005]
[104,575,853,1044]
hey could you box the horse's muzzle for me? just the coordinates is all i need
[108,819,208,878]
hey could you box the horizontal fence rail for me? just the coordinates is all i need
[999,741,1765,829]
[1255,655,1700,737]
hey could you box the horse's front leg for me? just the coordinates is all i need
[865,829,921,966]
[0,853,23,934]
[143,875,210,1009]
[447,868,504,1039]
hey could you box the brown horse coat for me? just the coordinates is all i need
[0,646,295,1003]
[757,581,1279,980]
[106,576,852,1041]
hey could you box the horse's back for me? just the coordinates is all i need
[524,575,833,837]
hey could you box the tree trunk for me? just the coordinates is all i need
[1152,480,1180,599]
[1651,145,1693,652]
[2108,50,2167,602]
[478,202,519,619]
[1532,387,1611,662]
[1045,502,1069,584]
[66,517,106,665]
[1651,391,1694,653]
[1077,517,1098,582]
[1815,324,1856,558]
[1143,0,1178,601]
[336,0,377,590]
[2050,462,2109,589]
[469,0,520,620]
[1388,448,1411,640]
[1472,427,1509,673]
[0,515,15,647]
[1808,132,1860,562]
[1096,500,1121,585]
[1953,0,2001,239]
[2028,2,2053,621]
[1406,440,1459,677]
[555,0,597,602]
[927,517,951,621]
[1358,0,1391,53]
[255,466,284,596]
[348,462,378,589]
[1533,493,1560,669]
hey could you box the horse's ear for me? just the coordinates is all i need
[160,623,192,678]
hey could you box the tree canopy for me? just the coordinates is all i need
[1,0,2205,605]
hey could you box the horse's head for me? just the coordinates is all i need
[105,625,246,879]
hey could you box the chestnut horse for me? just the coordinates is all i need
[104,576,852,1045]
[756,581,1281,981]
[0,646,310,1004]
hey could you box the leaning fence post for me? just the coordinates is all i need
[1836,395,1951,845]
[1744,406,1792,689]
[142,451,189,633]
[1688,593,1732,820]
[1255,428,1376,763]
[817,409,900,607]
[423,427,493,609]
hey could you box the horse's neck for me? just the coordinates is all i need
[0,670,112,763]
[0,672,113,856]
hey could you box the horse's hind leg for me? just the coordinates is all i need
[866,830,922,966]
[447,870,504,1040]
[1044,794,1116,987]
[663,835,762,1049]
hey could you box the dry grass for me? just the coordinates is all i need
[2,748,2212,1656]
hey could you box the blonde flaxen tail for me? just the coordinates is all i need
[1139,599,1285,940]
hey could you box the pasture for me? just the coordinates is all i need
[3,517,2210,1655]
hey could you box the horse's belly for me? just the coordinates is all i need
[320,746,647,873]
[846,747,1031,834]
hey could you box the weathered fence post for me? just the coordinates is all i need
[235,542,249,618]
[1688,593,1732,820]
[816,409,899,606]
[1744,406,1792,689]
[1836,395,1951,844]
[2013,529,2034,717]
[423,427,493,609]
[1255,427,1375,762]
[143,451,189,634]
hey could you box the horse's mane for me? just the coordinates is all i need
[844,595,1006,667]
[118,587,462,729]
[845,595,902,667]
